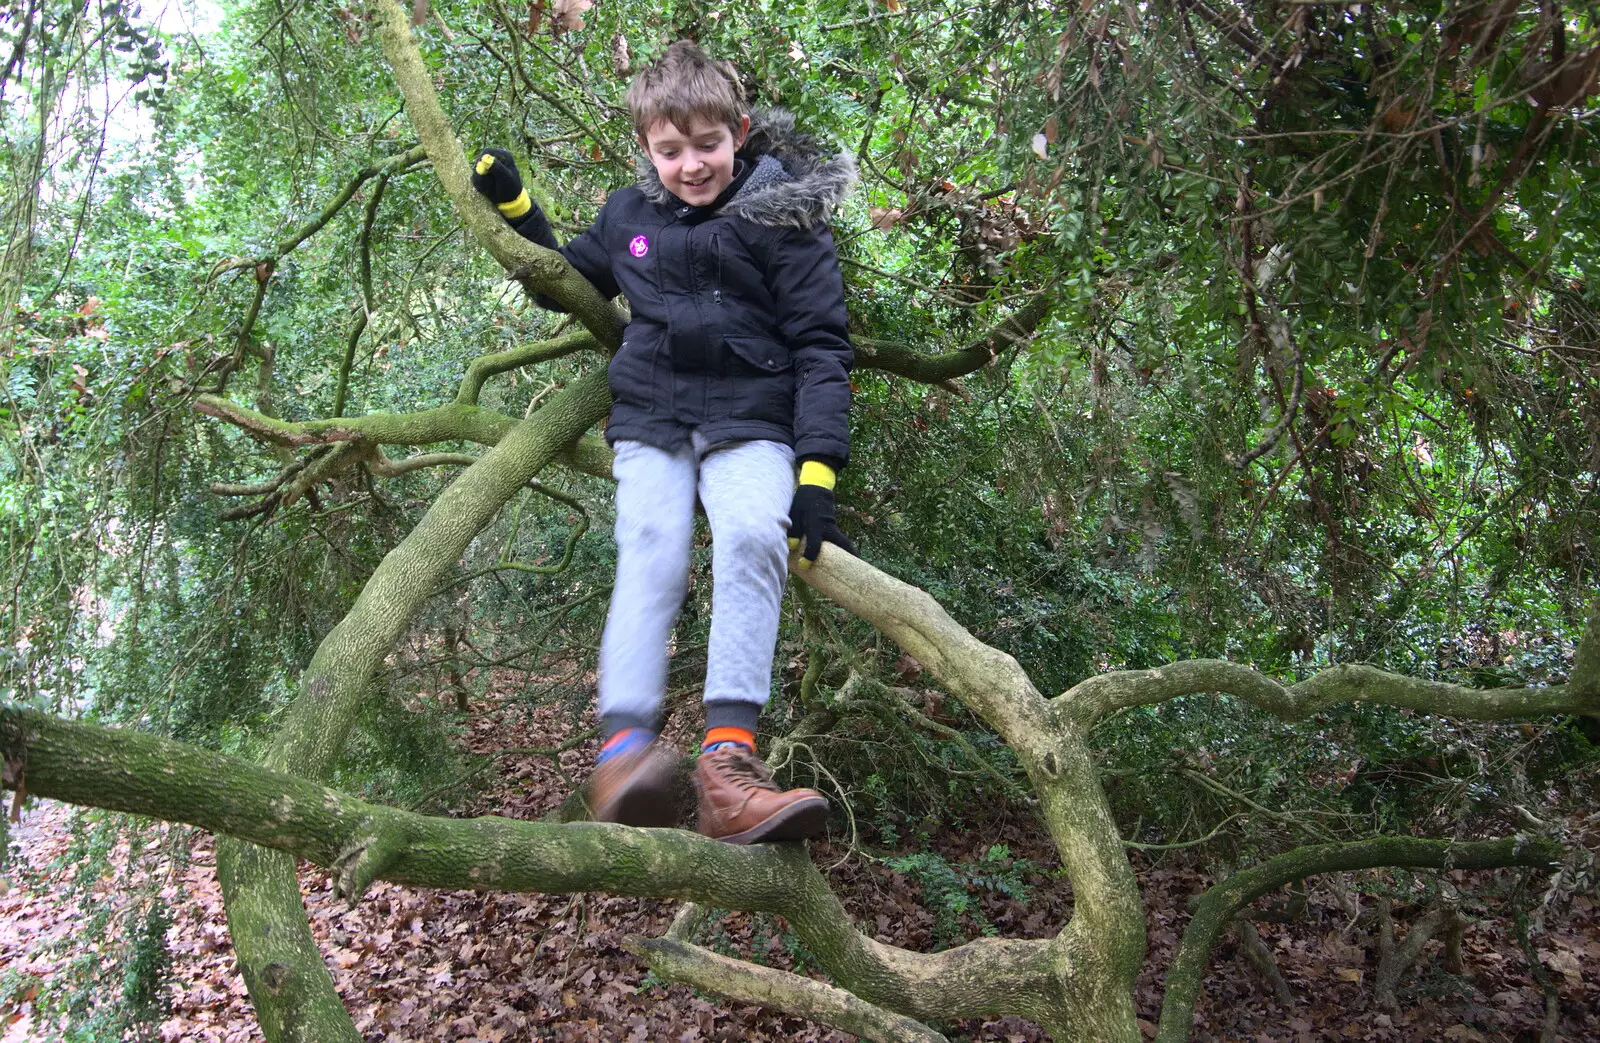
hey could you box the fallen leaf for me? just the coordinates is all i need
[1334,966,1363,982]
[550,0,591,33]
[1442,1027,1488,1042]
[868,206,904,230]
[1543,946,1582,984]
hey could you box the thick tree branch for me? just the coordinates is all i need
[1058,657,1600,728]
[194,396,518,449]
[0,704,1059,1028]
[215,369,612,1043]
[372,0,625,349]
[1154,836,1560,1043]
[627,937,951,1043]
[798,546,1144,1041]
[796,547,1052,747]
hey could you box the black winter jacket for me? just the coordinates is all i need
[528,111,855,467]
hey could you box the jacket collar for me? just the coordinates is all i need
[637,108,856,230]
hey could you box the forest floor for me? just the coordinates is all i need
[1,688,1597,1042]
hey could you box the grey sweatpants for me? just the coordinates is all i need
[597,436,795,736]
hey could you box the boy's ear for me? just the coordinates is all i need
[733,113,750,150]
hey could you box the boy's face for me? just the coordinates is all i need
[640,114,750,207]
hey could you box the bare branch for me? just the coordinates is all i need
[194,395,519,449]
[855,293,1053,384]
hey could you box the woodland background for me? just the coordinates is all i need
[1,0,1598,1040]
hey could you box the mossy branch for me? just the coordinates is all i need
[455,328,600,405]
[195,396,519,449]
[855,293,1053,385]
[1154,835,1561,1043]
[1,704,1057,1027]
[627,937,951,1043]
[372,0,625,349]
[1059,655,1600,728]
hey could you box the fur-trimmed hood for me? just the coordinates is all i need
[636,108,856,230]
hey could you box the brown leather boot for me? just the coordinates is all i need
[586,743,679,827]
[693,745,828,844]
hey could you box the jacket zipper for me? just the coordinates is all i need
[711,233,722,304]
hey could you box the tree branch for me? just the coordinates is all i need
[1174,0,1267,61]
[627,937,951,1043]
[1373,898,1449,1011]
[1154,836,1561,1043]
[372,0,625,349]
[1059,657,1600,727]
[855,293,1053,384]
[365,451,478,477]
[194,396,519,449]
[211,146,427,280]
[455,328,599,406]
[1,704,1060,1028]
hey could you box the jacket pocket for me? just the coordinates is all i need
[607,337,656,408]
[725,336,790,374]
[722,337,795,426]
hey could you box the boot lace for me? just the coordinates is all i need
[711,748,780,793]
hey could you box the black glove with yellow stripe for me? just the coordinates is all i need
[788,460,855,569]
[470,147,558,249]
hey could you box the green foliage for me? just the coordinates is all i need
[885,844,1038,948]
[1,0,1598,1025]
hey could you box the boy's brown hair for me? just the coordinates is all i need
[625,40,745,139]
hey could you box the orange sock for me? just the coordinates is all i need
[702,727,755,752]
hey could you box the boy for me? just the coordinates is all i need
[471,41,856,844]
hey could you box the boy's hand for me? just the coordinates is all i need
[788,461,855,569]
[471,147,532,218]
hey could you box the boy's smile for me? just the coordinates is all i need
[641,114,750,207]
